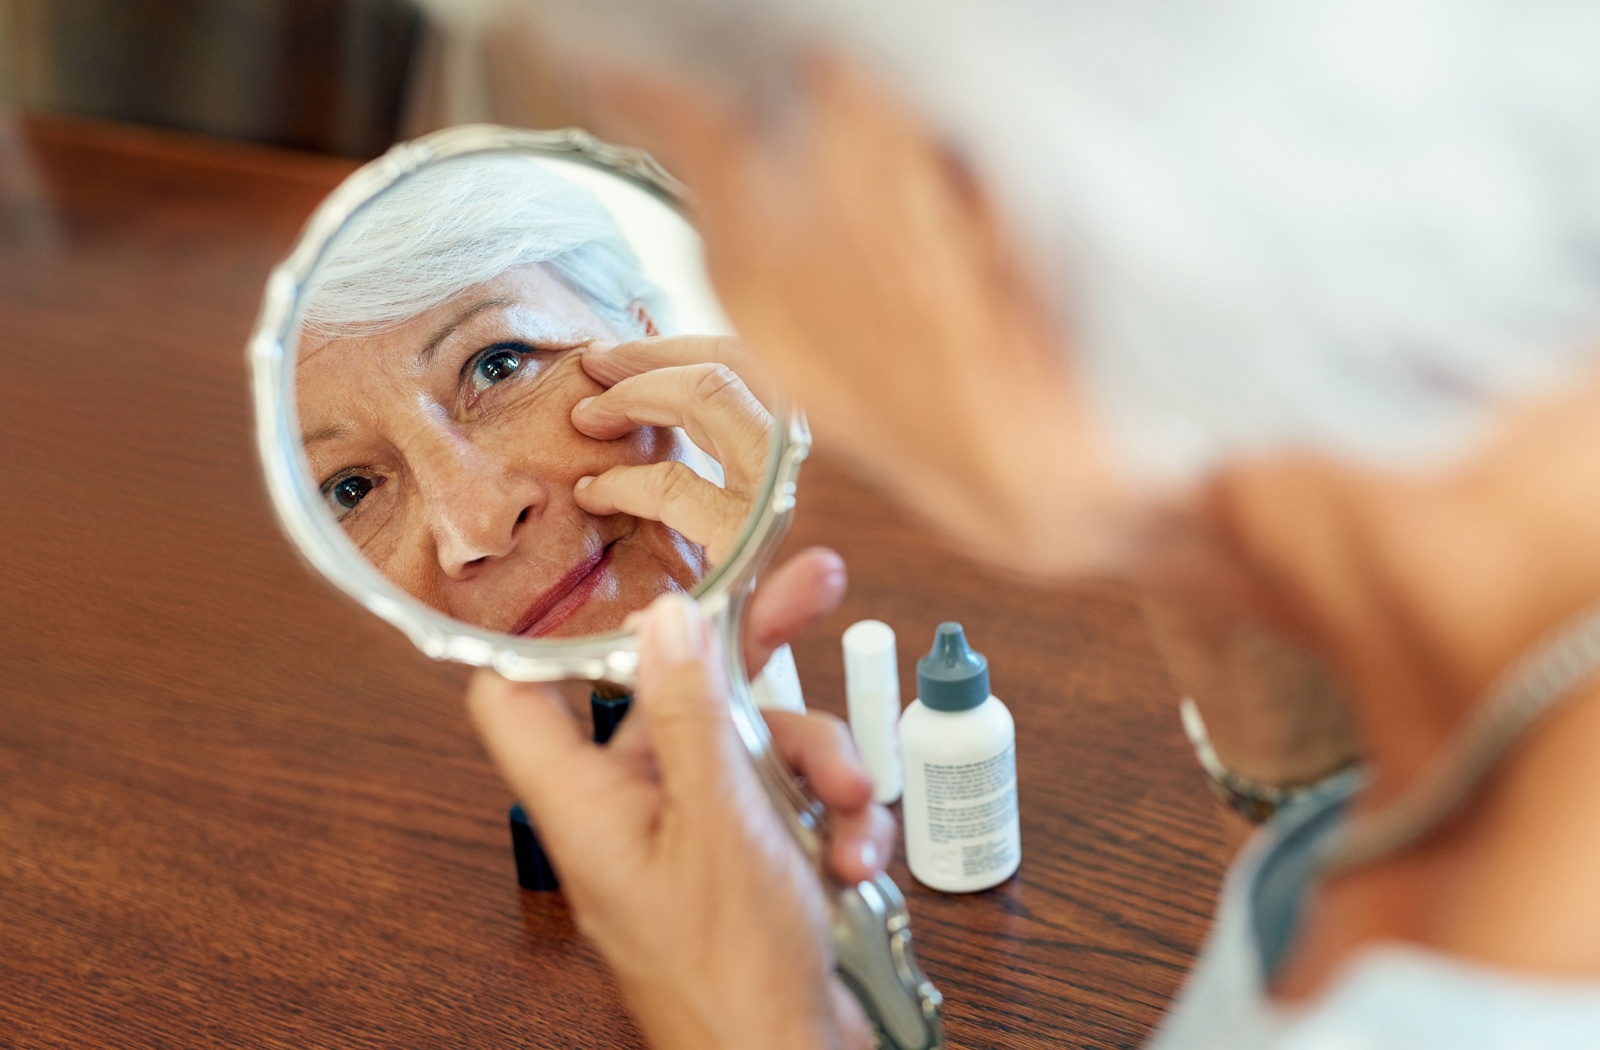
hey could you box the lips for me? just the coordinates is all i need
[511,543,615,639]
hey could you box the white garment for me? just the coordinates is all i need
[1150,776,1600,1049]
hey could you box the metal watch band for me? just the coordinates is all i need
[1178,697,1360,824]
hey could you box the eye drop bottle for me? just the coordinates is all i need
[900,622,1020,893]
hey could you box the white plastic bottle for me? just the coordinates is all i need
[900,622,1020,893]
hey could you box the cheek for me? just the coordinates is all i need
[572,424,684,478]
[614,520,708,594]
[483,366,686,484]
[480,372,605,482]
[620,426,677,465]
[356,505,451,612]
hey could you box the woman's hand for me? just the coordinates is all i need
[467,550,887,1050]
[572,336,773,565]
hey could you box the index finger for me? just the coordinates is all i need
[572,363,773,489]
[582,336,775,406]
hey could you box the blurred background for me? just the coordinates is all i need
[0,0,577,158]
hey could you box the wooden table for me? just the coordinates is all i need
[0,115,1229,1049]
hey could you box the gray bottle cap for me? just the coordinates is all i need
[916,622,990,712]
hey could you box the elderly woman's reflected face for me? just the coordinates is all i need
[296,263,708,638]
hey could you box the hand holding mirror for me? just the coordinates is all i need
[248,125,943,1049]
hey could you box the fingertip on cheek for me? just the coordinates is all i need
[575,475,595,491]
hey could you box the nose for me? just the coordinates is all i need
[418,437,547,579]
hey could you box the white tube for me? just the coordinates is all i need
[842,620,904,804]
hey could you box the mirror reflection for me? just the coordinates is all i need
[292,154,770,640]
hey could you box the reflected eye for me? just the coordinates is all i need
[471,345,527,391]
[322,472,376,521]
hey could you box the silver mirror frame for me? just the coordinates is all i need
[246,124,808,688]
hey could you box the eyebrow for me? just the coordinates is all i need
[301,422,350,448]
[417,298,515,366]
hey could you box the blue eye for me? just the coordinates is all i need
[473,346,525,389]
[324,473,375,521]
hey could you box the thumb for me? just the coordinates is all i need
[633,593,748,807]
[466,671,637,849]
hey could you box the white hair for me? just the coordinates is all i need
[300,153,670,339]
[524,0,1600,480]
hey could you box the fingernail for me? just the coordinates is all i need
[858,839,880,872]
[575,476,594,490]
[649,593,702,664]
[574,396,596,413]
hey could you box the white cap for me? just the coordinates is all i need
[842,620,903,804]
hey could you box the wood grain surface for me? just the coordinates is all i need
[0,114,1230,1049]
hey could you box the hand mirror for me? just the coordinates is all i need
[248,124,942,1049]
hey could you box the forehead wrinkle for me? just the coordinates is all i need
[418,297,516,366]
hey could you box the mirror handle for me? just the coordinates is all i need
[734,680,946,1049]
[829,872,947,1050]
[751,756,946,1049]
[713,447,945,1049]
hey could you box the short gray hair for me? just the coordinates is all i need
[300,153,670,338]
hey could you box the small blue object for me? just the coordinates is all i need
[590,692,632,744]
[509,803,560,892]
[915,622,991,712]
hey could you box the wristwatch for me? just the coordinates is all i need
[1178,697,1362,824]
